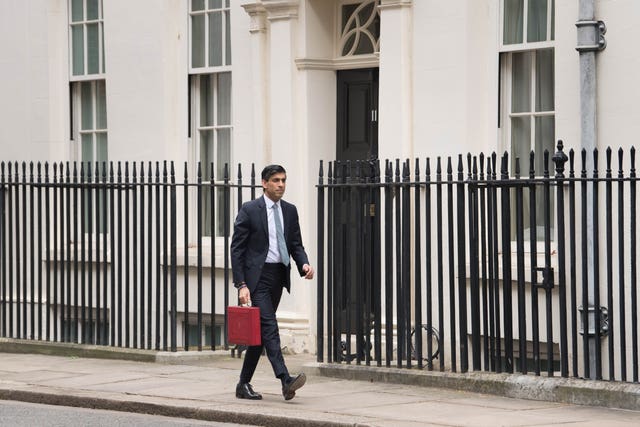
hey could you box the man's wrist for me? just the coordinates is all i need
[235,281,247,290]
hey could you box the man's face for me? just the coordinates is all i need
[262,172,286,202]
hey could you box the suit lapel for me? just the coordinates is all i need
[257,196,268,240]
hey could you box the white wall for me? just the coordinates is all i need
[102,0,187,163]
[0,0,68,162]
[411,0,497,161]
[596,0,640,157]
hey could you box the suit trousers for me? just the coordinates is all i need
[239,263,288,383]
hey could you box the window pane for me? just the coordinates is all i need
[186,324,200,347]
[201,180,213,236]
[216,190,225,236]
[200,128,217,235]
[358,2,375,24]
[342,34,356,56]
[87,0,99,20]
[503,0,523,44]
[96,81,107,129]
[81,82,94,130]
[192,14,205,68]
[87,23,100,74]
[72,25,84,75]
[208,12,223,67]
[511,52,531,113]
[511,116,531,175]
[200,130,214,172]
[527,0,547,42]
[355,36,374,55]
[217,73,231,125]
[191,0,205,11]
[101,23,105,73]
[535,116,555,174]
[342,4,358,34]
[209,0,222,8]
[200,75,214,126]
[217,128,231,178]
[96,133,108,162]
[71,0,83,22]
[535,49,554,112]
[369,11,380,45]
[225,10,231,65]
[82,134,94,164]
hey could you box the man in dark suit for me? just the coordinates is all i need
[231,164,314,401]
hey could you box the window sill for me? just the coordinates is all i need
[43,244,228,269]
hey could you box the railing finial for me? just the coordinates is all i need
[552,140,569,178]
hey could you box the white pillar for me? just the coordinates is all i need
[241,3,270,164]
[261,0,302,195]
[378,0,413,161]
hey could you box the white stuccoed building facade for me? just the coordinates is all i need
[1,0,640,358]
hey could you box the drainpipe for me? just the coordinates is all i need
[576,0,606,379]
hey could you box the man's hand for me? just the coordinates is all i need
[302,264,314,280]
[238,286,251,305]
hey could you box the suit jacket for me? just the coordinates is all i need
[230,195,310,293]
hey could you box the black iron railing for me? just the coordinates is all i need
[0,161,260,352]
[316,141,640,384]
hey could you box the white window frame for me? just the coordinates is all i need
[336,0,380,59]
[190,73,233,241]
[188,1,233,243]
[188,0,232,74]
[68,0,106,80]
[499,0,555,52]
[499,0,556,247]
[71,80,108,165]
[499,51,556,166]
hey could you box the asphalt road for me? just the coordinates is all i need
[0,400,250,427]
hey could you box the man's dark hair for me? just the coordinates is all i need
[261,164,286,181]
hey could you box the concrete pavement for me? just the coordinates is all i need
[0,346,639,426]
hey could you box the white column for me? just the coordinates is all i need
[241,3,270,164]
[261,0,302,193]
[378,0,413,161]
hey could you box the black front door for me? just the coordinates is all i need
[334,68,380,361]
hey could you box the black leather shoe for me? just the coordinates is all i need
[236,382,262,400]
[282,373,306,401]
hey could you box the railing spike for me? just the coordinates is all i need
[529,150,535,178]
[567,149,574,177]
[618,148,624,177]
[543,149,549,178]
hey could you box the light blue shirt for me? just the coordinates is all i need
[263,194,285,264]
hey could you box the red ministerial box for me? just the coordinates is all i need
[227,306,261,346]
